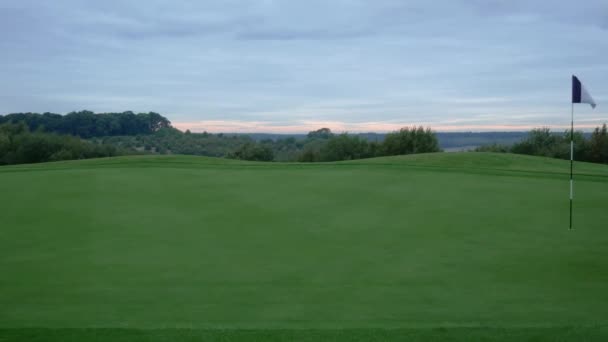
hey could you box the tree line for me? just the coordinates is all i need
[475,125,608,164]
[3,110,607,166]
[0,111,171,138]
[0,110,442,165]
[0,122,126,165]
[99,127,257,158]
[99,126,441,162]
[290,126,440,162]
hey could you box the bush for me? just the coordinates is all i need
[231,142,274,161]
[0,123,125,165]
[381,126,441,156]
[474,125,608,165]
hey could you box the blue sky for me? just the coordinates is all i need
[1,0,606,132]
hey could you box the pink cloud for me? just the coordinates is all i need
[172,120,606,133]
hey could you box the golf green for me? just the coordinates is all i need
[1,153,607,340]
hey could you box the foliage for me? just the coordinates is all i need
[381,126,441,156]
[307,127,334,140]
[0,111,441,164]
[0,123,125,165]
[294,127,440,162]
[98,126,441,163]
[0,111,171,138]
[317,134,373,161]
[589,124,608,164]
[475,125,608,164]
[230,142,274,161]
[100,127,262,160]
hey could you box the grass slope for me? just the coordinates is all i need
[1,153,608,340]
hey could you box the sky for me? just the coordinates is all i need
[1,0,607,133]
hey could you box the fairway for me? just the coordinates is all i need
[1,153,608,340]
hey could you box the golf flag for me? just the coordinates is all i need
[572,75,597,109]
[569,75,598,229]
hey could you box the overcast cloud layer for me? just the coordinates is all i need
[1,0,607,132]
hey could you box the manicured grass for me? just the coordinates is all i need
[2,327,608,341]
[1,153,607,340]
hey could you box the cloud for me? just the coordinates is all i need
[235,28,371,41]
[1,0,607,132]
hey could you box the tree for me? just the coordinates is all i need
[232,142,274,161]
[0,111,173,138]
[509,128,588,160]
[475,125,608,165]
[297,148,319,162]
[307,128,334,140]
[589,124,608,163]
[382,126,440,156]
[319,134,370,161]
[0,122,123,166]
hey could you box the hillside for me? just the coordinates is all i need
[1,153,608,341]
[3,152,607,179]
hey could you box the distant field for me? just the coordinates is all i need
[1,153,608,341]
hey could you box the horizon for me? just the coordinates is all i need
[2,110,605,133]
[171,120,606,134]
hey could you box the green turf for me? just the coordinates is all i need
[1,152,607,340]
[2,327,608,341]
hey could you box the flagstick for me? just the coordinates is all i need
[569,102,574,230]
